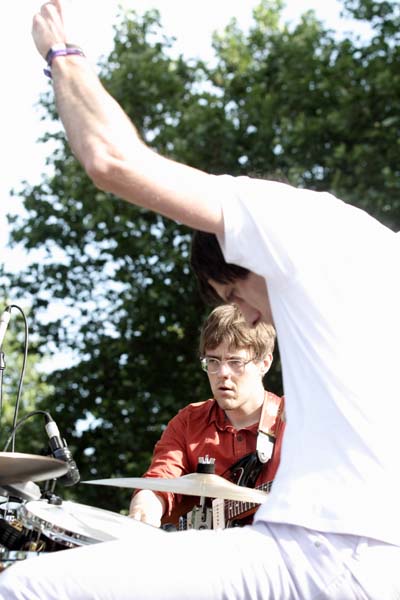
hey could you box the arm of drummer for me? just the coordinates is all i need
[31,1,224,237]
[128,414,191,527]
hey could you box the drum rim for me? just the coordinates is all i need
[19,501,109,546]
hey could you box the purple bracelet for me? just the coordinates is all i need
[44,45,85,78]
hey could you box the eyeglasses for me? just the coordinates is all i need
[200,357,254,374]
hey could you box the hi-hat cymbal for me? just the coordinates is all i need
[0,452,68,485]
[84,473,270,503]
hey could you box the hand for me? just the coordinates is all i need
[32,0,71,58]
[129,490,166,528]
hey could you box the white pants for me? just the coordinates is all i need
[0,521,399,599]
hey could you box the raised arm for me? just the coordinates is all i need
[31,0,224,235]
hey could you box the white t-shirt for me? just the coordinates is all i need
[217,176,400,545]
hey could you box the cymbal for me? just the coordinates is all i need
[84,473,270,503]
[0,452,68,485]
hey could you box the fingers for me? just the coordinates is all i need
[129,509,144,522]
[38,1,62,31]
[51,0,65,12]
[129,508,161,528]
[129,491,164,528]
[32,1,68,58]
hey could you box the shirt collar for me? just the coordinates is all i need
[208,399,258,432]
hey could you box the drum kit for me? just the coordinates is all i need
[0,307,271,574]
[0,451,269,570]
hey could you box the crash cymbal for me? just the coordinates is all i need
[84,473,270,503]
[0,452,68,485]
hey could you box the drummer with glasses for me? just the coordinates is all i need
[129,304,285,528]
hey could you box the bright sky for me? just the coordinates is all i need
[0,0,370,268]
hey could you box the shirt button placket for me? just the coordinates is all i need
[234,432,246,458]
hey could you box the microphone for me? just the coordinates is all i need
[45,417,80,486]
[0,307,11,349]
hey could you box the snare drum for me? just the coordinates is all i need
[19,500,138,549]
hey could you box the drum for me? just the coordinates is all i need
[19,499,138,549]
[0,497,29,551]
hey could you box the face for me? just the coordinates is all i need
[208,273,273,327]
[204,339,272,414]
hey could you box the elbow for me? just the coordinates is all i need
[82,138,147,194]
[83,149,119,192]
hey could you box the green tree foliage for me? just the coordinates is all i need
[2,1,399,511]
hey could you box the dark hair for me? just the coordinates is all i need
[199,304,275,358]
[190,231,249,304]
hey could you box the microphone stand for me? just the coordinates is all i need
[0,350,6,441]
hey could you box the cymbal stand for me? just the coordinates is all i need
[180,496,213,530]
[178,455,215,530]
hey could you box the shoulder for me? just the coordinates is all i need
[265,391,286,426]
[169,399,216,423]
[164,400,218,435]
[265,390,284,410]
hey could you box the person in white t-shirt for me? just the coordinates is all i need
[0,2,398,599]
[190,182,399,544]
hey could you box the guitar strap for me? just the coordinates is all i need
[227,393,284,488]
[256,392,284,463]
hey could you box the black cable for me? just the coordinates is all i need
[0,351,6,438]
[5,304,29,452]
[2,410,51,453]
[0,305,12,439]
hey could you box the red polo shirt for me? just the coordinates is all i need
[139,393,285,525]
